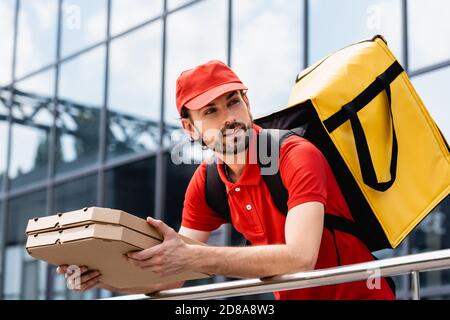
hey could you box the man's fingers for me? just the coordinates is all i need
[57,265,89,276]
[67,270,100,290]
[56,265,68,274]
[79,270,101,284]
[128,255,162,269]
[67,271,100,290]
[74,275,101,292]
[146,217,174,238]
[127,244,163,261]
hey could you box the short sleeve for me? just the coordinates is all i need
[181,162,228,231]
[279,136,328,212]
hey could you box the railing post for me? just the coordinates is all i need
[411,271,420,300]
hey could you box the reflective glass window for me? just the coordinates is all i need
[0,0,15,86]
[111,0,163,36]
[105,157,155,219]
[53,174,97,213]
[16,0,58,78]
[232,0,303,118]
[7,189,47,245]
[411,197,450,289]
[108,23,162,159]
[61,0,107,57]
[167,0,193,11]
[57,47,105,174]
[10,70,55,189]
[408,0,450,71]
[3,245,23,299]
[308,0,403,65]
[412,67,450,141]
[164,0,227,145]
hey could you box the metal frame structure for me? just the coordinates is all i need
[0,0,449,300]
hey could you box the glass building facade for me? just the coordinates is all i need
[0,0,449,300]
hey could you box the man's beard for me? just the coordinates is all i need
[211,121,253,155]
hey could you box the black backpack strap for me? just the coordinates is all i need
[204,128,365,249]
[257,129,365,248]
[256,129,296,215]
[205,159,232,223]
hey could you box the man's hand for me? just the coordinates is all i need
[56,265,101,292]
[125,217,194,277]
[55,265,182,295]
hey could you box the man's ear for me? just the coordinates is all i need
[181,118,198,140]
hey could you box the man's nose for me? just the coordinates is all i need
[223,106,237,124]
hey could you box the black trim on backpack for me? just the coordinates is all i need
[204,128,369,251]
[256,129,295,215]
[255,101,391,251]
[205,160,231,222]
[322,61,403,133]
[323,61,403,192]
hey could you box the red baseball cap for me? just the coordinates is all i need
[176,60,248,115]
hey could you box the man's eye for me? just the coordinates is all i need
[228,99,240,106]
[204,108,216,116]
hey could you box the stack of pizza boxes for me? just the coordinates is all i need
[25,207,210,289]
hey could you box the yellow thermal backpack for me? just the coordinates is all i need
[251,35,450,251]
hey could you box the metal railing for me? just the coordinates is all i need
[103,249,450,300]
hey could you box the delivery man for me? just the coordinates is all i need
[57,60,396,299]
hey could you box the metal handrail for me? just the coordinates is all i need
[103,249,450,300]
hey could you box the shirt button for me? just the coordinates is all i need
[235,187,241,192]
[246,204,252,211]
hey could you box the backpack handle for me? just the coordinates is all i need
[342,75,398,192]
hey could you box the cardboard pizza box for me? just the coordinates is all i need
[25,207,211,289]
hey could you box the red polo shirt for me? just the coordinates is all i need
[182,124,395,300]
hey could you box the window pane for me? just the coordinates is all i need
[164,0,227,145]
[372,243,408,293]
[16,0,58,78]
[10,70,55,190]
[0,102,8,190]
[61,0,107,57]
[105,157,155,219]
[0,0,15,86]
[7,190,47,245]
[3,245,23,299]
[22,260,39,299]
[38,260,47,299]
[411,67,450,141]
[111,0,163,35]
[308,0,403,65]
[108,23,162,159]
[232,0,303,118]
[163,152,197,229]
[52,269,67,299]
[408,0,450,71]
[411,196,450,289]
[57,47,105,175]
[54,174,97,213]
[167,0,192,11]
